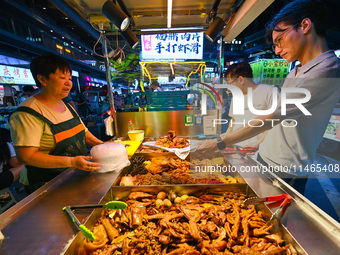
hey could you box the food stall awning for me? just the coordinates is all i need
[54,0,275,41]
[62,0,235,31]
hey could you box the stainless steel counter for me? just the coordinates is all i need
[224,153,340,255]
[1,152,340,255]
[0,168,121,255]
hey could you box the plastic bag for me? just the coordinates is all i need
[104,115,114,136]
[90,143,130,173]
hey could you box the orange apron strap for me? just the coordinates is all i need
[54,124,85,143]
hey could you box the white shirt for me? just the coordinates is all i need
[229,84,278,147]
[259,51,340,173]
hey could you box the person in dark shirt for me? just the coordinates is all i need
[71,88,89,118]
[0,128,23,190]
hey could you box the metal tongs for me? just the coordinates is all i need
[62,201,127,241]
[69,201,128,210]
[244,194,292,221]
[223,145,257,156]
[63,205,96,241]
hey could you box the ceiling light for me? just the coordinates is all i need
[205,16,225,42]
[65,17,68,19]
[120,27,139,49]
[43,7,46,10]
[102,0,130,31]
[141,27,204,32]
[167,0,173,28]
[62,36,64,39]
[71,42,73,44]
[50,30,53,33]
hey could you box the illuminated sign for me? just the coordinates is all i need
[250,59,289,86]
[26,37,42,42]
[0,65,35,85]
[141,32,203,60]
[84,76,107,85]
[80,60,97,66]
[72,70,79,77]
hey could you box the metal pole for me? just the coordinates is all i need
[217,35,224,116]
[101,30,117,137]
[76,77,80,93]
[218,35,224,82]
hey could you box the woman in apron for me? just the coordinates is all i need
[9,53,103,192]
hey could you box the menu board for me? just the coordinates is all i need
[141,32,203,60]
[0,65,35,85]
[250,60,262,84]
[250,59,289,86]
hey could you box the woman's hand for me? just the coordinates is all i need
[71,156,101,171]
[15,147,101,171]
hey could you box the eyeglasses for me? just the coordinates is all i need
[227,77,238,84]
[272,23,300,51]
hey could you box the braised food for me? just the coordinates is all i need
[137,138,167,153]
[81,191,297,255]
[155,130,190,148]
[120,157,238,186]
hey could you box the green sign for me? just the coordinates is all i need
[250,59,289,86]
[185,114,194,126]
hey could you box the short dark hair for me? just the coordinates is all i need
[224,60,253,79]
[30,53,72,88]
[22,85,35,93]
[265,0,328,43]
[151,80,159,87]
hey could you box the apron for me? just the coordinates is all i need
[14,103,87,191]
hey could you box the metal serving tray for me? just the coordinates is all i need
[64,184,306,255]
[113,152,246,186]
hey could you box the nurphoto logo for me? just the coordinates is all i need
[200,84,312,128]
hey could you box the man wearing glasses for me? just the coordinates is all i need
[224,60,278,149]
[198,0,340,194]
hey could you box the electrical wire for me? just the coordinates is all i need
[90,22,102,32]
[91,22,127,61]
[139,63,152,92]
[224,13,235,24]
[185,63,204,88]
[105,37,115,51]
[200,82,223,106]
[200,64,206,83]
[199,88,217,106]
[111,24,126,61]
[92,33,106,58]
